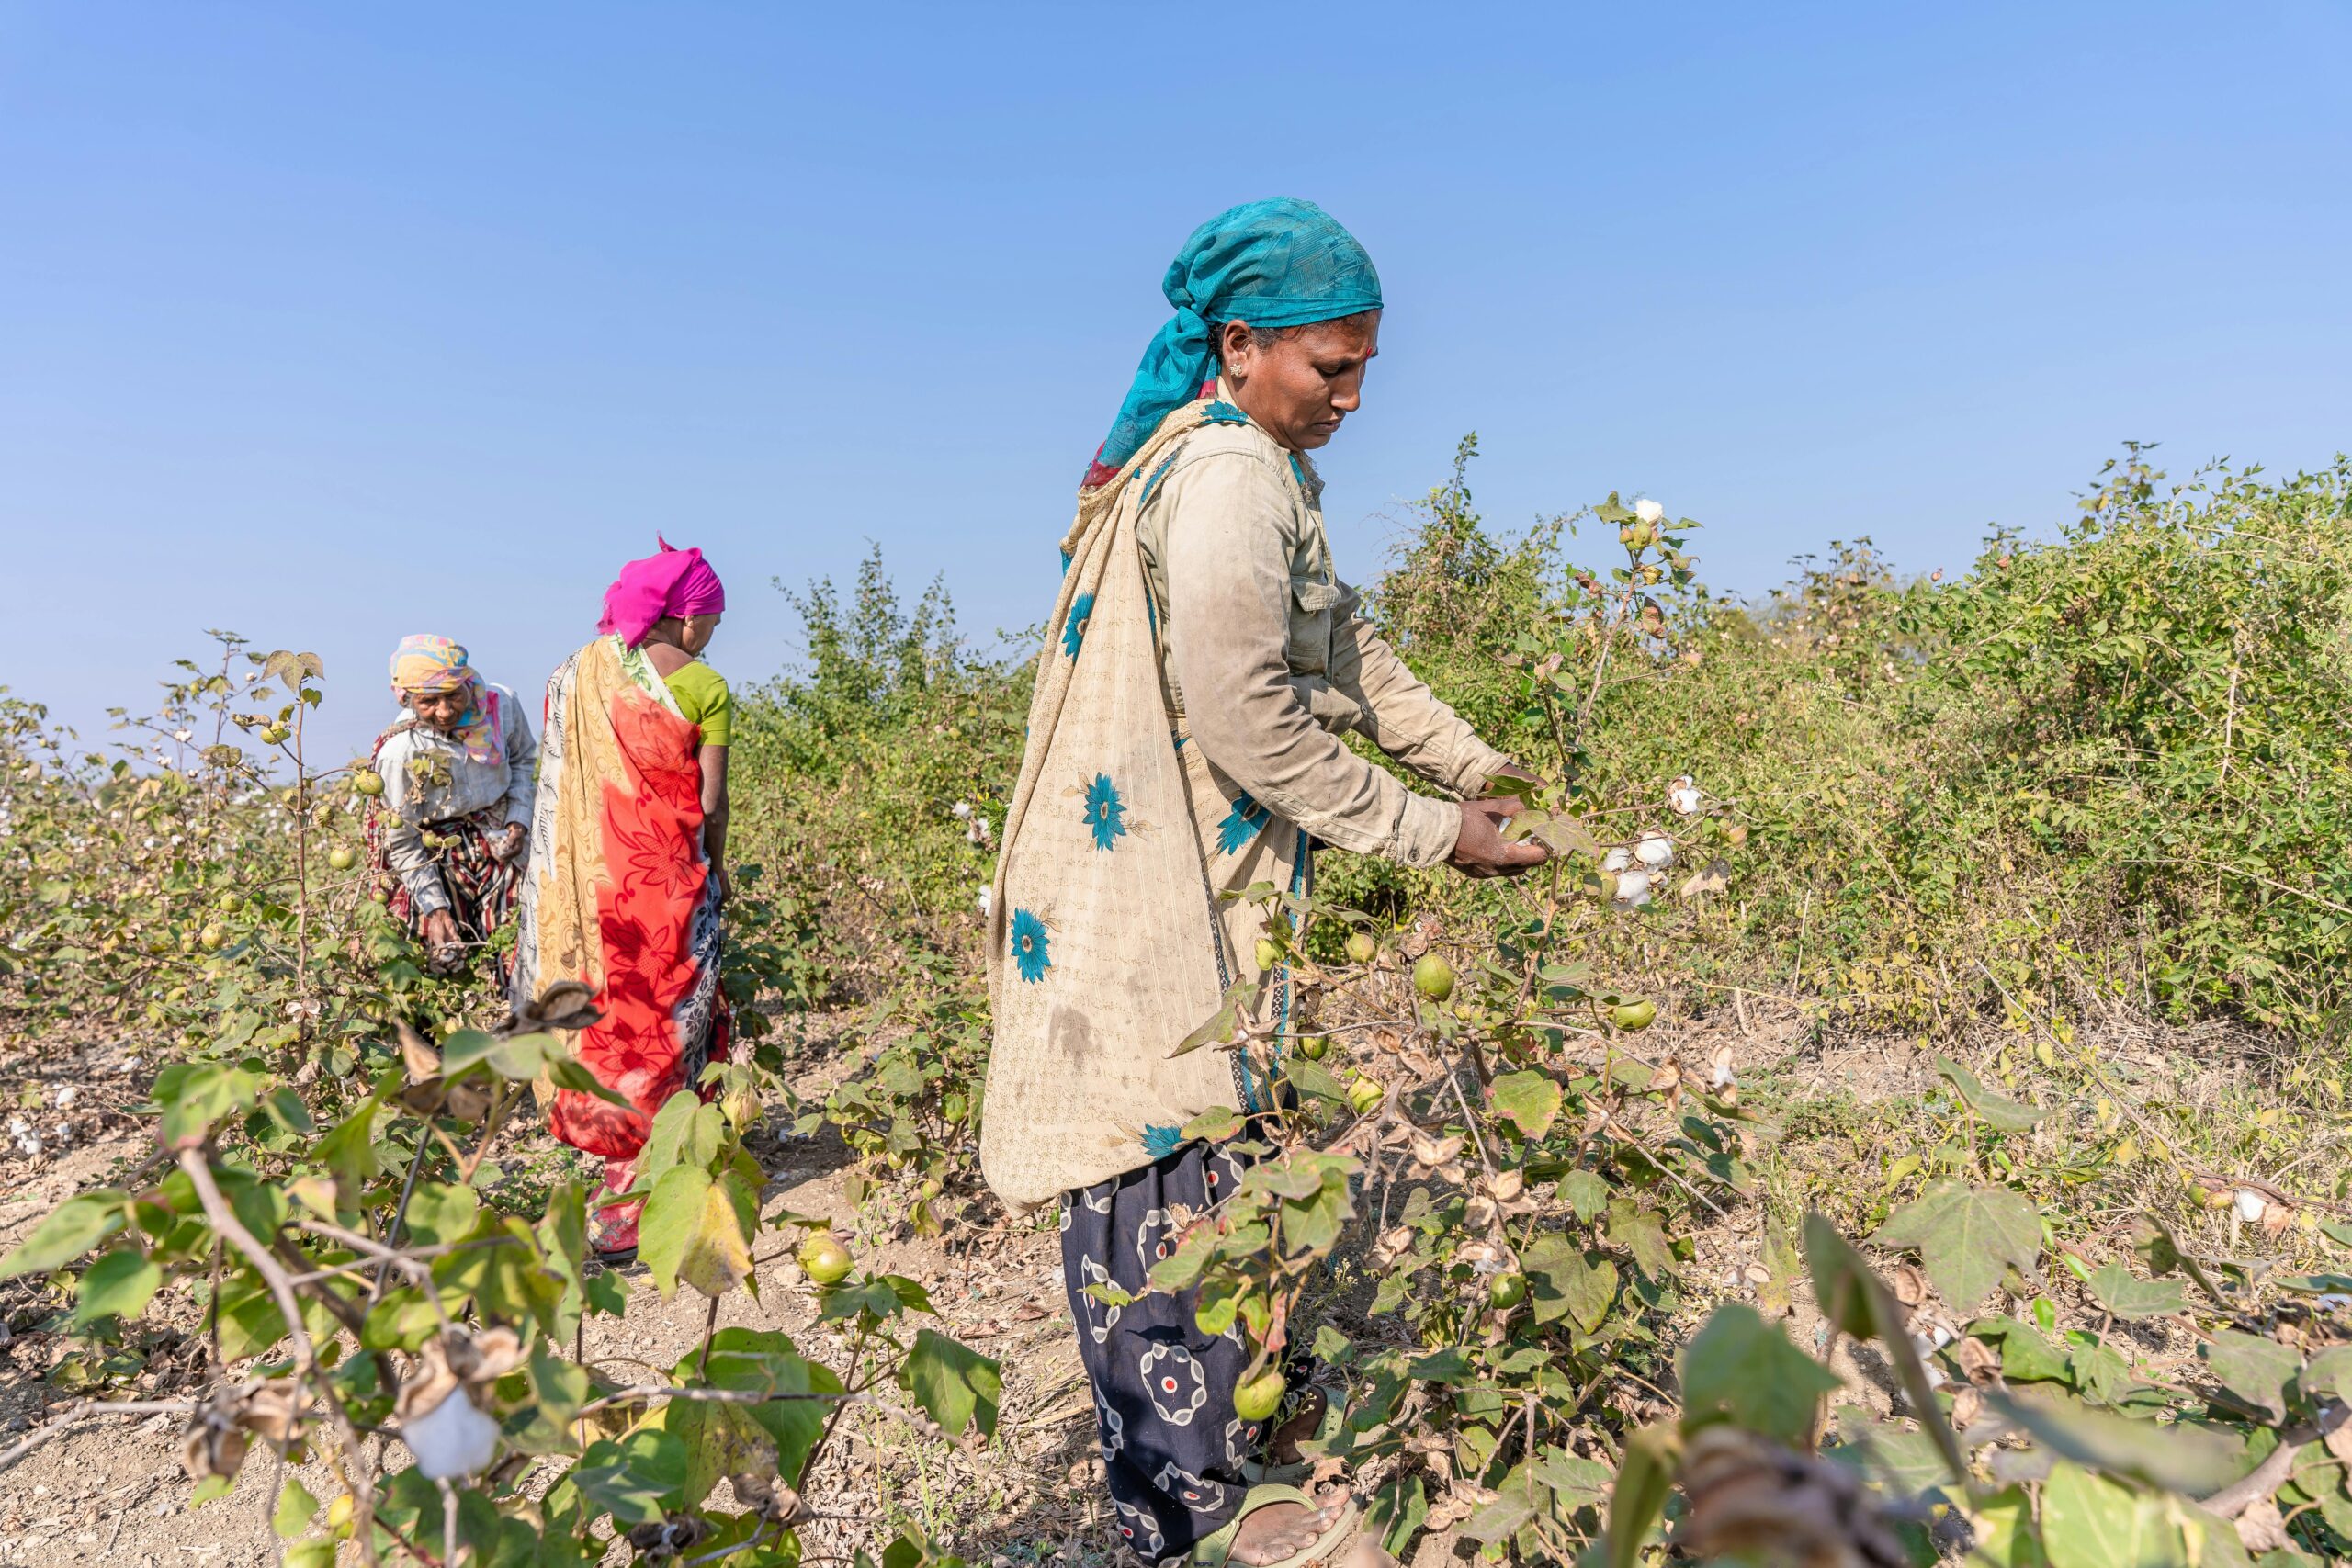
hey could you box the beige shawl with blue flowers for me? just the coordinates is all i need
[980,398,1307,1213]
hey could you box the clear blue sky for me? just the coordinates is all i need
[5,3,2347,759]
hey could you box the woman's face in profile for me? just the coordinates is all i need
[1224,311,1381,453]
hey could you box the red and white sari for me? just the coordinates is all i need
[511,636,729,1254]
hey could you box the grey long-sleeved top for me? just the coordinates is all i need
[1134,406,1509,867]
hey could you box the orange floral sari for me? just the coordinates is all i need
[511,637,729,1252]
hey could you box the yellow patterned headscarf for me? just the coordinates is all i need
[389,634,501,764]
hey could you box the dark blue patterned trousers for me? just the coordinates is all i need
[1061,1140,1261,1563]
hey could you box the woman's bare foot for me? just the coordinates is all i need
[1224,1483,1349,1565]
[1267,1386,1329,1466]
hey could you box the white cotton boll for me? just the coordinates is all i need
[53,1087,75,1109]
[1634,499,1665,525]
[1611,869,1654,908]
[6,1118,27,1136]
[403,1387,500,1480]
[173,729,193,743]
[1634,830,1675,870]
[1601,846,1634,874]
[2233,1188,2267,1223]
[975,886,992,918]
[1667,775,1702,817]
[949,801,973,820]
[119,1055,141,1074]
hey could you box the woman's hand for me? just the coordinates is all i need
[713,865,733,906]
[496,823,527,861]
[421,909,461,951]
[1449,797,1549,879]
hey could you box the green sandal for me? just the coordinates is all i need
[1190,1483,1359,1567]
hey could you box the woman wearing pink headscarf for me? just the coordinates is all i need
[511,539,735,1259]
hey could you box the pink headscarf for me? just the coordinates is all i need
[599,536,727,649]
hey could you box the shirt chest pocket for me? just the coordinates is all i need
[1286,576,1340,675]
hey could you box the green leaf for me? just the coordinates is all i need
[2301,1344,2352,1402]
[1982,1389,2243,1495]
[899,1327,1001,1439]
[1600,1423,1679,1568]
[282,1540,338,1568]
[1871,1179,2041,1312]
[401,1181,479,1247]
[0,1190,126,1278]
[542,1051,631,1107]
[1970,1316,2071,1384]
[638,1166,749,1300]
[72,1247,162,1326]
[572,1429,688,1526]
[1829,1409,1956,1499]
[153,1061,263,1149]
[2038,1461,2190,1568]
[1933,1056,2048,1131]
[1168,977,1261,1058]
[695,1328,838,1485]
[1147,1224,1218,1292]
[1604,1199,1674,1279]
[1558,1169,1609,1223]
[1966,1483,2048,1568]
[1180,1106,1244,1143]
[271,1478,319,1539]
[1802,1213,1971,1489]
[1679,1303,1841,1446]
[1282,1053,1345,1103]
[310,1069,395,1192]
[636,1091,702,1185]
[2086,1260,2186,1322]
[1367,1474,1428,1558]
[656,1393,777,1509]
[1462,1491,1534,1546]
[1523,1235,1616,1333]
[1490,1070,1563,1140]
[2201,1330,2298,1425]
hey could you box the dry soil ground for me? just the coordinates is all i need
[0,1001,2224,1566]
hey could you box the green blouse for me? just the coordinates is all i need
[662,659,732,747]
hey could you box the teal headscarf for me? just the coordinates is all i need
[1085,197,1382,485]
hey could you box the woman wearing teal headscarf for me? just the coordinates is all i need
[985,200,1542,1566]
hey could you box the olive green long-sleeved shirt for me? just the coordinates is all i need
[1133,400,1510,868]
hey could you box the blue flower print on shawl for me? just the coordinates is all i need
[1011,908,1052,983]
[1084,773,1127,852]
[1140,1123,1184,1159]
[1216,792,1270,854]
[1202,401,1250,426]
[1062,593,1096,660]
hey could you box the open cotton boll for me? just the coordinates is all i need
[54,1087,75,1109]
[1634,831,1675,869]
[2233,1188,2267,1223]
[949,801,973,820]
[1634,499,1665,525]
[1612,869,1654,908]
[1601,846,1634,874]
[403,1385,500,1479]
[975,886,992,918]
[1667,775,1702,817]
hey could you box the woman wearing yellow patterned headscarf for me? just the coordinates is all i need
[363,635,538,969]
